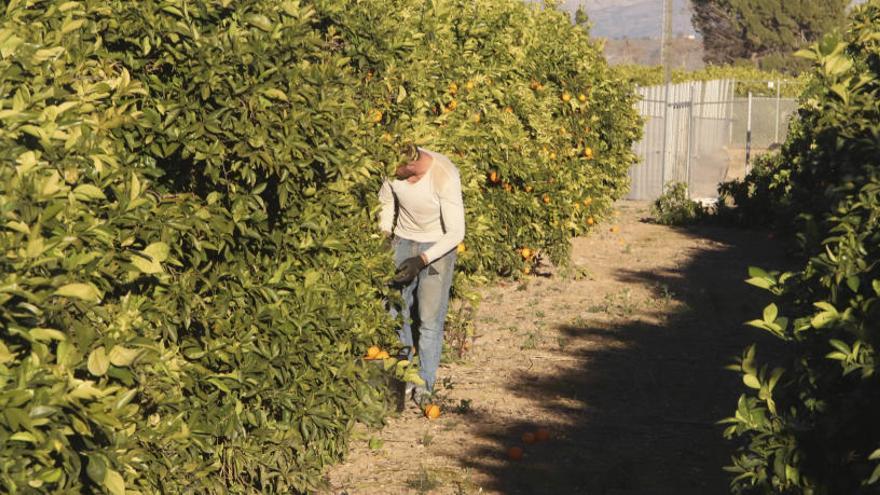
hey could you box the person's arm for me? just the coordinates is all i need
[378,180,395,236]
[422,167,465,263]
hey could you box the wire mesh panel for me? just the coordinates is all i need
[729,96,799,148]
[628,79,799,201]
[628,79,735,200]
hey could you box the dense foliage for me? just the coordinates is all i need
[691,0,849,72]
[650,182,705,226]
[0,0,639,493]
[721,2,880,492]
[612,63,808,96]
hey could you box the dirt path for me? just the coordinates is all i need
[323,201,786,495]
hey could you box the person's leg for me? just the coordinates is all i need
[414,245,457,391]
[391,238,418,359]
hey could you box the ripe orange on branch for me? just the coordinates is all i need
[535,428,551,442]
[507,446,524,461]
[365,346,381,359]
[521,432,536,444]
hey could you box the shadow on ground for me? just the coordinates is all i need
[458,224,792,495]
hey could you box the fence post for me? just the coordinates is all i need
[746,91,753,174]
[685,82,695,198]
[661,80,671,193]
[728,80,736,146]
[774,79,782,144]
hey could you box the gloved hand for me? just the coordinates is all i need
[393,255,426,285]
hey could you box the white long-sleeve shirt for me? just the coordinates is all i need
[378,149,465,263]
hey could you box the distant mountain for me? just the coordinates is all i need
[559,0,697,39]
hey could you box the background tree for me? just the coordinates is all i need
[691,0,849,71]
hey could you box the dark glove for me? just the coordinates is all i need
[393,256,426,285]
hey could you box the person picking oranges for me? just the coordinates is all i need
[378,143,465,407]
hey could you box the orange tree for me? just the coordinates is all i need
[0,0,638,492]
[721,1,880,492]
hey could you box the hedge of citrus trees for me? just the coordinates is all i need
[721,1,880,492]
[613,64,809,97]
[0,0,639,493]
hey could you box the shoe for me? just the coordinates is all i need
[411,385,431,408]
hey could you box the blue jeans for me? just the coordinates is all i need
[391,237,457,391]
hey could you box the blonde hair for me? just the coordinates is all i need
[399,142,420,163]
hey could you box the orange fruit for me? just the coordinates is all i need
[521,247,532,259]
[370,109,383,123]
[535,428,550,442]
[447,99,457,111]
[465,80,474,91]
[529,80,540,90]
[472,113,481,123]
[583,147,593,159]
[375,350,390,360]
[524,185,533,193]
[543,194,551,204]
[425,404,441,420]
[583,197,592,207]
[366,346,381,359]
[549,152,557,160]
[586,216,594,225]
[457,243,466,254]
[523,266,531,275]
[503,182,512,192]
[504,106,513,113]
[578,93,587,102]
[381,132,393,142]
[561,92,571,102]
[522,432,536,444]
[448,82,458,94]
[489,170,499,183]
[507,446,524,461]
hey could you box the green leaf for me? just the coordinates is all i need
[54,283,101,302]
[746,277,773,290]
[73,184,106,201]
[87,347,109,376]
[263,88,288,101]
[61,18,85,34]
[108,346,140,367]
[0,342,13,364]
[10,431,37,443]
[763,303,778,324]
[143,242,169,262]
[103,469,125,495]
[29,328,67,342]
[132,242,169,274]
[742,374,761,389]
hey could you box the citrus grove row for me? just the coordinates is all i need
[0,0,640,493]
[721,2,880,492]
